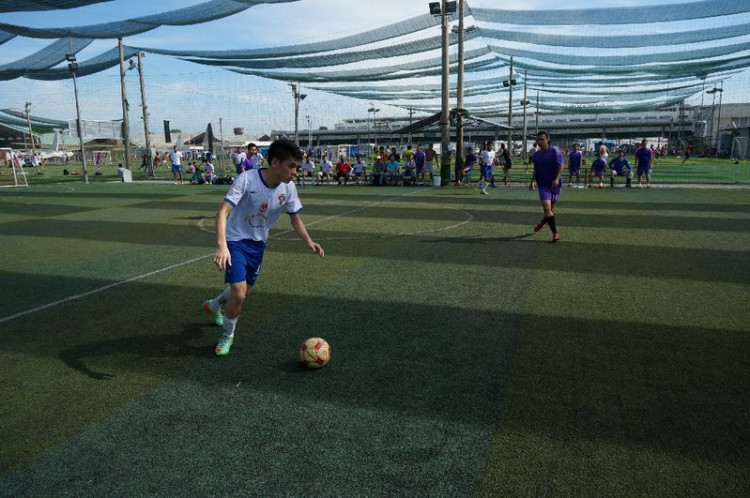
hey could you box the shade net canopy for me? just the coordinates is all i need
[1,0,749,115]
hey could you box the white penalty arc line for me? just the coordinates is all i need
[0,189,432,326]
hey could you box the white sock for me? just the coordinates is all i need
[211,287,231,312]
[222,316,238,338]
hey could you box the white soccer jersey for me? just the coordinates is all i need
[224,169,303,242]
[249,153,264,169]
[320,160,332,173]
[170,150,183,166]
[481,149,495,166]
[232,151,246,166]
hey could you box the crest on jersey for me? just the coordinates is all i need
[260,202,269,212]
[277,194,286,204]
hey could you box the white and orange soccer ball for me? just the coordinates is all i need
[300,337,331,369]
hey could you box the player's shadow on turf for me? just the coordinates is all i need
[58,323,215,380]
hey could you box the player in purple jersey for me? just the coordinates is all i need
[634,139,654,188]
[567,143,584,186]
[203,138,324,356]
[589,152,606,188]
[528,130,564,242]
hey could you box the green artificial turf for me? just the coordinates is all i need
[0,181,748,495]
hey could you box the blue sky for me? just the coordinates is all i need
[1,0,747,136]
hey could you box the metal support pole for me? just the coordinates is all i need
[522,70,528,161]
[136,52,153,177]
[72,71,88,183]
[118,38,131,170]
[439,0,451,186]
[25,102,36,154]
[507,56,514,149]
[455,0,466,177]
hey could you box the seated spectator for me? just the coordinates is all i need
[588,152,606,188]
[352,154,367,185]
[334,156,352,185]
[298,155,315,186]
[608,150,632,188]
[385,154,401,185]
[402,156,417,186]
[203,161,216,184]
[317,156,333,184]
[371,155,386,186]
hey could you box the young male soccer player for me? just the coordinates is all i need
[203,138,325,356]
[529,130,564,242]
[608,149,632,188]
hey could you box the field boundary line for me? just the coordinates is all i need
[0,189,427,326]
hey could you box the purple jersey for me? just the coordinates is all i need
[591,158,606,174]
[532,146,564,187]
[414,151,426,168]
[635,147,652,168]
[568,150,582,171]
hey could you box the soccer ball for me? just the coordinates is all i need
[300,337,331,369]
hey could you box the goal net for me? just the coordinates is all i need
[0,152,28,188]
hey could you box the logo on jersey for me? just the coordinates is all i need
[260,202,269,212]
[277,194,286,204]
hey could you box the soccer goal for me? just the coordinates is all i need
[0,154,29,188]
[730,137,748,161]
[87,150,113,166]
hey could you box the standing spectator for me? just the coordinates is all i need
[169,145,184,184]
[241,143,264,171]
[425,143,438,185]
[414,144,427,186]
[232,146,247,175]
[500,142,512,185]
[682,142,692,164]
[635,139,654,188]
[567,143,583,186]
[529,130,564,242]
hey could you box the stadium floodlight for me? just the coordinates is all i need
[428,2,441,15]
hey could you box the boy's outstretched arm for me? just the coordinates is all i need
[290,214,324,258]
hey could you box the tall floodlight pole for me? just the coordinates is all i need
[715,82,724,154]
[290,83,307,146]
[218,117,225,171]
[521,71,530,161]
[24,102,36,154]
[454,0,466,177]
[439,1,451,185]
[134,52,153,177]
[66,47,88,184]
[507,57,514,149]
[118,38,131,170]
[535,89,540,135]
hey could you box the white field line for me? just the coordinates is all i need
[0,189,431,325]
